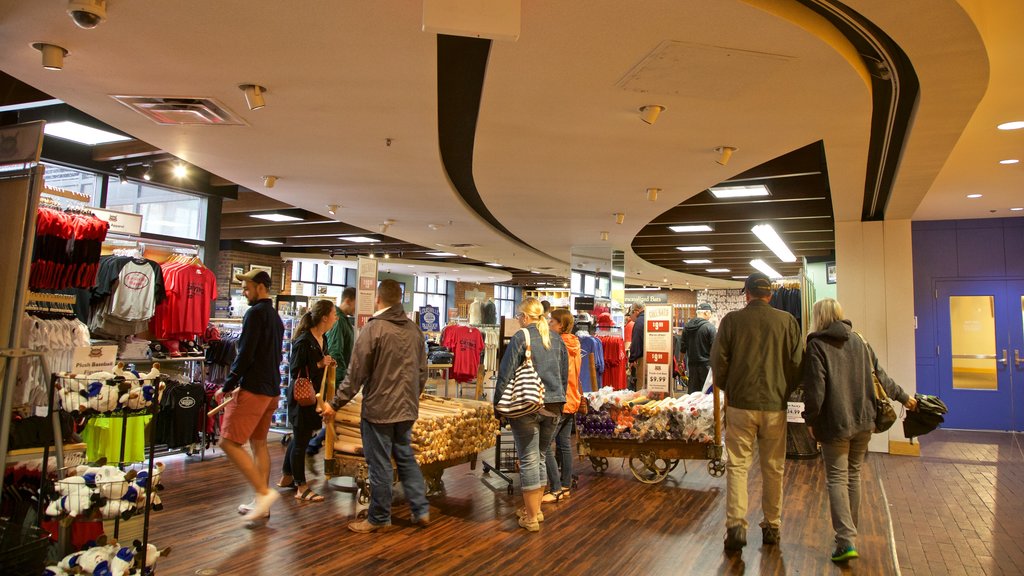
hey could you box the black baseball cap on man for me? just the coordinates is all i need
[697,302,714,312]
[743,272,773,296]
[235,269,272,287]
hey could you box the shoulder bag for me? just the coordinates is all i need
[495,329,545,418]
[293,367,317,407]
[855,332,897,432]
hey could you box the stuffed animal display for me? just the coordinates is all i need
[45,464,167,521]
[46,538,171,576]
[57,364,164,414]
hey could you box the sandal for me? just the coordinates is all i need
[295,488,324,503]
[276,476,295,488]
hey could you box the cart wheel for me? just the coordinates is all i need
[667,459,681,473]
[507,483,514,496]
[707,458,726,477]
[628,451,674,484]
[590,456,609,473]
[357,486,370,505]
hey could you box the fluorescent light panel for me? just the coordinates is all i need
[706,268,730,273]
[751,224,796,262]
[750,259,782,279]
[611,270,625,278]
[426,251,456,257]
[683,259,712,264]
[709,184,770,199]
[250,213,303,222]
[338,236,380,243]
[676,246,712,252]
[44,121,132,145]
[668,224,714,233]
[244,239,283,246]
[485,262,503,267]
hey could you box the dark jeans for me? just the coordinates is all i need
[544,413,574,492]
[688,363,710,394]
[361,419,429,526]
[282,415,319,486]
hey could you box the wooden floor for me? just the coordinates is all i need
[144,435,899,576]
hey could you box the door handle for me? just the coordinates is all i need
[998,349,1008,367]
[1016,349,1023,369]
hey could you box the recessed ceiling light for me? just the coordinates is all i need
[999,159,1020,165]
[676,246,712,252]
[338,236,380,243]
[1010,207,1023,211]
[683,259,712,264]
[997,121,1024,130]
[732,275,747,279]
[706,268,731,273]
[251,213,303,222]
[172,163,188,178]
[668,224,714,233]
[44,121,131,145]
[485,262,503,267]
[751,223,796,262]
[750,259,782,279]
[709,184,770,199]
[244,239,283,246]
[427,252,456,257]
[967,194,983,199]
[452,269,460,272]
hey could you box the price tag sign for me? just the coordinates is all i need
[646,319,670,332]
[644,305,673,393]
[787,402,805,423]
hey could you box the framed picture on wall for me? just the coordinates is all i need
[826,262,837,284]
[232,265,245,285]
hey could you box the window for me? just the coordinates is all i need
[42,162,102,207]
[106,180,207,240]
[290,261,351,298]
[414,275,447,325]
[494,284,517,319]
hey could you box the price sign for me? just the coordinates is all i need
[646,351,669,365]
[356,257,378,329]
[787,402,805,423]
[644,305,673,394]
[646,319,670,332]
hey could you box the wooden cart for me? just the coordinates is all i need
[325,450,482,504]
[577,388,725,484]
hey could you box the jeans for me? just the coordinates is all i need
[688,363,710,394]
[360,419,429,526]
[282,415,319,485]
[509,412,558,492]
[821,429,872,549]
[544,414,574,492]
[307,428,325,455]
[725,406,787,531]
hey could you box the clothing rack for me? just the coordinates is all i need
[42,185,91,204]
[26,292,77,305]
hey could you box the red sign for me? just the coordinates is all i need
[646,320,670,333]
[646,351,669,365]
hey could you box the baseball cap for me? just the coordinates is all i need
[697,302,714,312]
[743,272,773,294]
[596,312,614,328]
[235,269,272,287]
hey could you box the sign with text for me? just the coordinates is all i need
[419,305,440,332]
[574,296,595,311]
[71,345,117,374]
[644,305,673,393]
[92,208,143,236]
[624,291,669,304]
[787,402,805,423]
[356,257,378,329]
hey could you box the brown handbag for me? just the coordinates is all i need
[293,367,317,407]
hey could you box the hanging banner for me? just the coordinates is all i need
[356,257,378,329]
[624,291,669,304]
[71,345,117,374]
[644,305,672,393]
[419,305,440,332]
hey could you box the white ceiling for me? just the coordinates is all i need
[0,0,1018,289]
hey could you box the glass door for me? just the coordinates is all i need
[936,281,1014,430]
[1009,280,1024,431]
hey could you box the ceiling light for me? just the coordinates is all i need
[142,164,152,181]
[997,121,1024,130]
[600,231,609,241]
[250,213,303,223]
[999,159,1019,165]
[612,270,625,278]
[338,236,380,243]
[427,252,456,257]
[683,259,712,264]
[116,166,128,184]
[750,259,782,279]
[751,223,796,262]
[676,246,712,252]
[639,105,665,125]
[1010,207,1023,211]
[669,224,714,233]
[262,175,277,188]
[327,204,339,215]
[452,269,460,272]
[244,239,283,246]
[967,194,982,199]
[614,213,625,225]
[706,268,731,273]
[32,43,68,71]
[715,146,737,166]
[531,271,541,275]
[646,187,660,202]
[709,184,770,199]
[732,275,747,279]
[485,262,503,267]
[43,121,131,145]
[239,84,266,111]
[172,163,187,178]
[383,253,390,259]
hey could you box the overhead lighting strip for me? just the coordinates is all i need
[751,224,796,262]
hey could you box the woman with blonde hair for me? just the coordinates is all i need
[802,298,916,562]
[493,297,568,532]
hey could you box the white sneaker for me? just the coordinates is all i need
[237,499,255,515]
[244,490,279,523]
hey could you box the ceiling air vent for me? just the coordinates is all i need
[111,95,246,126]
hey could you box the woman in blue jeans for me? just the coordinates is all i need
[802,298,917,563]
[544,309,582,502]
[494,297,568,532]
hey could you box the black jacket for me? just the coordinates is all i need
[682,317,716,367]
[288,331,328,423]
[801,320,910,442]
[224,299,284,397]
[628,312,645,363]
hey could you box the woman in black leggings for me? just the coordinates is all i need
[280,299,336,502]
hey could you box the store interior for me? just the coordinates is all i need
[1,1,1023,575]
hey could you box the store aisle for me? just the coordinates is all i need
[145,438,902,575]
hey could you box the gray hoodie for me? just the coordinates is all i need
[801,320,910,442]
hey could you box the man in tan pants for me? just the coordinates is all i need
[710,272,803,552]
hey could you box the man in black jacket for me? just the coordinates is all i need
[682,303,717,393]
[219,269,284,528]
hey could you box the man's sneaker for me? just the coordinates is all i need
[243,490,279,523]
[515,507,544,523]
[724,525,747,551]
[237,499,269,518]
[831,545,859,562]
[348,519,390,533]
[761,524,780,546]
[412,514,431,528]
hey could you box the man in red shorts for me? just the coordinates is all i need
[219,269,284,527]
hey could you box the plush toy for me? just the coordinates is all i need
[99,498,134,521]
[76,544,113,574]
[133,540,171,574]
[109,545,136,576]
[56,551,83,572]
[134,462,166,491]
[81,380,120,413]
[43,564,71,576]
